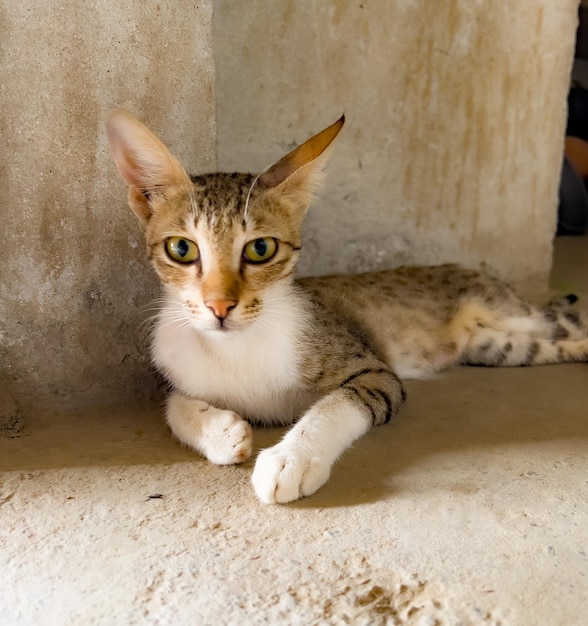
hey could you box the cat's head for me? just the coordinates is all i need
[106,109,344,334]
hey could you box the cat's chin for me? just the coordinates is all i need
[207,326,234,335]
[193,320,250,335]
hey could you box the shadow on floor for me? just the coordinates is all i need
[2,362,586,513]
[291,363,588,509]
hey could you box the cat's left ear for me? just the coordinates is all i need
[259,115,345,196]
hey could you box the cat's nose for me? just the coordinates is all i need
[205,299,238,321]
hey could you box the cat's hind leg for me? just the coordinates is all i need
[454,296,588,366]
[540,295,588,341]
[166,392,253,464]
[463,330,588,366]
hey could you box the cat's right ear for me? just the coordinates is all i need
[106,109,191,225]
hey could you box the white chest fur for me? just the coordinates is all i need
[151,286,312,424]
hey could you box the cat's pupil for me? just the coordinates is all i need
[254,239,267,256]
[177,239,189,257]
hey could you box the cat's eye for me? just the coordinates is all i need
[243,238,278,263]
[165,237,200,263]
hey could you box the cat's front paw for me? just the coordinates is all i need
[202,411,253,465]
[251,444,331,504]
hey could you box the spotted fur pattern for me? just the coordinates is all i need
[301,266,588,379]
[107,109,588,504]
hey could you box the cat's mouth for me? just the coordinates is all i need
[186,308,253,334]
[182,307,241,333]
[207,318,239,333]
[208,316,258,334]
[184,314,241,334]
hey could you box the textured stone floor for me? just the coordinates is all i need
[1,238,587,625]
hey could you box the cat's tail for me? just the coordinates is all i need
[448,294,588,367]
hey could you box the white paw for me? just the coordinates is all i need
[202,411,253,465]
[251,444,331,504]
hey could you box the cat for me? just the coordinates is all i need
[106,109,588,504]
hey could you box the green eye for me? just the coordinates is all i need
[243,237,278,263]
[165,237,199,263]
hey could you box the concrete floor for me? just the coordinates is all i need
[1,238,587,625]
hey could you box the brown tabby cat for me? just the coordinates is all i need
[107,109,588,504]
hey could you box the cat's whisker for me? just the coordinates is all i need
[243,164,272,220]
[156,312,187,322]
[157,310,189,323]
[157,315,191,328]
[141,298,175,311]
[260,298,294,309]
[145,297,171,304]
[153,302,189,315]
[248,316,280,333]
[142,306,171,315]
[139,319,159,332]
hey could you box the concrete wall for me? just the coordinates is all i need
[214,0,578,281]
[0,0,579,412]
[0,1,216,410]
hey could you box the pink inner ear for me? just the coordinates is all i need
[107,109,183,192]
[116,151,146,189]
[107,120,146,189]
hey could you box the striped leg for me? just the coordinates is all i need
[463,328,588,366]
[454,293,588,367]
[252,367,404,504]
[541,303,588,342]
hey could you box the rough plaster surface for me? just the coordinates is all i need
[214,0,577,283]
[0,239,587,624]
[0,1,216,410]
[0,383,23,435]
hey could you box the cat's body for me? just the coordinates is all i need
[107,111,588,504]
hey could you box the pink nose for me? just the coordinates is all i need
[205,299,238,320]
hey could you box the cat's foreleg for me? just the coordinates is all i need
[252,369,405,504]
[166,392,253,464]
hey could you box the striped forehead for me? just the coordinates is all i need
[189,172,256,230]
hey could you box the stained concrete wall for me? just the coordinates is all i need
[214,1,578,281]
[0,1,216,410]
[0,0,579,412]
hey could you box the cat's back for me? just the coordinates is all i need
[297,264,495,315]
[296,264,516,378]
